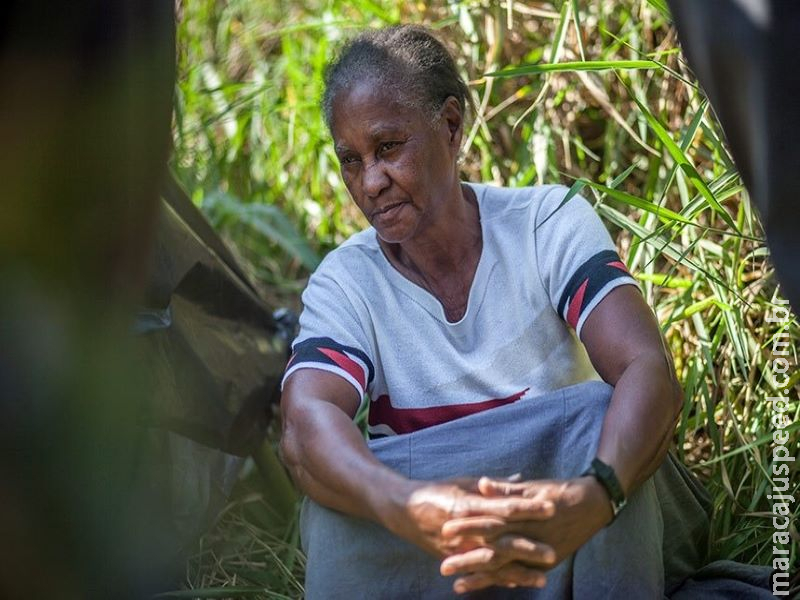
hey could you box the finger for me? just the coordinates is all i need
[471,473,522,492]
[477,476,529,497]
[438,533,483,556]
[440,536,556,575]
[496,562,548,588]
[453,563,547,594]
[456,495,555,520]
[478,477,562,501]
[443,519,549,550]
[454,496,555,521]
[446,478,481,493]
[452,571,498,594]
[441,547,501,576]
[494,535,557,568]
[441,516,507,539]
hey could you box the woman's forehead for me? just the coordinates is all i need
[331,81,421,137]
[334,79,412,115]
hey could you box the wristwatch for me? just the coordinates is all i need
[581,458,627,522]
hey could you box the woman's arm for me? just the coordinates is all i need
[280,369,405,523]
[280,368,555,558]
[582,284,683,496]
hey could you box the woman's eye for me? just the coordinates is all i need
[379,141,401,154]
[340,155,360,165]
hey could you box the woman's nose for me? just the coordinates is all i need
[362,159,390,198]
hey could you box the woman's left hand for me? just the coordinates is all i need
[438,475,613,594]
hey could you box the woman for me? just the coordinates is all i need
[280,25,773,598]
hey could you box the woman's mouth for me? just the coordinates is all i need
[372,201,408,222]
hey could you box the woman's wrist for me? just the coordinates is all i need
[575,475,614,527]
[365,473,420,535]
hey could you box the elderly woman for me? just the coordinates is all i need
[280,25,773,599]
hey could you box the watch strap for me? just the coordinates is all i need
[581,457,627,522]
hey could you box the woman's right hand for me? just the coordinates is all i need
[383,479,557,559]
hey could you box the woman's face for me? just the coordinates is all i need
[330,80,463,244]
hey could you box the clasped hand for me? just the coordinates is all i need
[397,476,613,594]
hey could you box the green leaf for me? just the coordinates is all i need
[628,92,739,230]
[485,59,660,78]
[534,179,588,231]
[644,0,671,19]
[636,273,693,288]
[698,420,800,466]
[582,179,692,224]
[550,1,571,63]
[204,191,321,271]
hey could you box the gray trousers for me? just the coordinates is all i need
[300,381,772,598]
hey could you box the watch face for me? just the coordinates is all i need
[612,498,627,516]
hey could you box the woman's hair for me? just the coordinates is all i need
[322,25,472,128]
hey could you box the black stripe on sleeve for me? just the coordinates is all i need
[289,336,375,385]
[556,250,636,327]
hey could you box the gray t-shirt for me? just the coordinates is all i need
[283,183,638,438]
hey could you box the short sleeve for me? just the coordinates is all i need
[533,186,639,339]
[281,265,375,407]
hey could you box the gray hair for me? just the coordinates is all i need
[322,25,473,129]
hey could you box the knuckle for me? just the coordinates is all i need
[478,547,496,562]
[497,535,521,552]
[450,501,469,518]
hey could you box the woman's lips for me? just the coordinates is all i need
[372,201,408,223]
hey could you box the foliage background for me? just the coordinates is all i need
[169,0,799,596]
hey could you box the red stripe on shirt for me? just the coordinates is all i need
[566,278,589,329]
[606,260,629,273]
[368,389,529,435]
[318,347,366,391]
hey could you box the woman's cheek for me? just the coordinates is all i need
[340,170,359,197]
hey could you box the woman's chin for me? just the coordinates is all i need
[372,214,418,244]
[375,227,413,245]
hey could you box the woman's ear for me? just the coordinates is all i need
[440,96,464,151]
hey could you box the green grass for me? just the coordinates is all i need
[170,0,798,596]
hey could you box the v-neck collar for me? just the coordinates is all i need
[375,182,495,329]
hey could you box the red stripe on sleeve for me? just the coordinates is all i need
[318,347,366,391]
[606,260,629,273]
[566,278,589,329]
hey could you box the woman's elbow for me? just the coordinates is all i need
[279,398,304,480]
[669,380,684,421]
[639,349,683,420]
[658,354,684,420]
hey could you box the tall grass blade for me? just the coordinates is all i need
[627,91,739,230]
[486,59,660,78]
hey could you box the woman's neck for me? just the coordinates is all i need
[379,182,482,321]
[387,183,479,272]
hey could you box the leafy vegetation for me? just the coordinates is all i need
[171,0,798,596]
